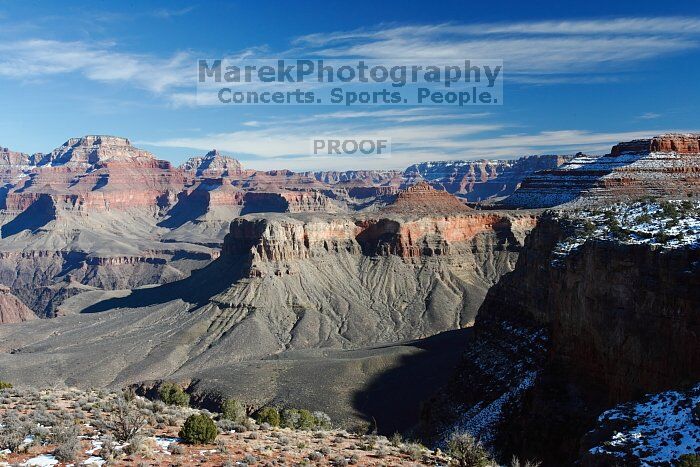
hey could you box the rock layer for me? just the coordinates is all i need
[503,134,700,208]
[0,284,36,323]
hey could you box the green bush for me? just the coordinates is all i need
[0,381,12,390]
[447,432,493,467]
[282,408,317,430]
[635,213,652,224]
[660,201,679,219]
[313,411,332,430]
[221,399,246,422]
[158,382,189,407]
[179,414,217,444]
[254,407,280,427]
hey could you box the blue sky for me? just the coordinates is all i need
[1,0,700,170]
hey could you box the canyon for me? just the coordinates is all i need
[0,135,564,321]
[0,133,698,465]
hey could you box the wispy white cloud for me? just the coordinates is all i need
[0,39,193,93]
[637,112,661,120]
[140,116,691,171]
[292,18,700,81]
[152,6,197,19]
[2,16,699,96]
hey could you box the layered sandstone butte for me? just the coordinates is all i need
[0,284,36,323]
[180,150,243,178]
[380,181,471,214]
[4,136,184,212]
[503,134,700,208]
[34,135,157,167]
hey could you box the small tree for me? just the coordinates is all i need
[158,382,190,407]
[221,399,246,423]
[447,432,493,467]
[255,407,280,427]
[179,414,217,444]
[0,381,12,390]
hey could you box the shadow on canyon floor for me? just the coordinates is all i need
[352,328,473,436]
[81,255,248,313]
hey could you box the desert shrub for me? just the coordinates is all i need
[401,442,424,461]
[654,230,670,244]
[98,434,116,462]
[221,399,246,422]
[313,411,332,430]
[348,421,372,435]
[158,382,190,407]
[447,432,493,467]
[179,414,217,444]
[677,454,700,467]
[581,220,596,235]
[635,213,653,224]
[97,397,150,442]
[217,419,248,433]
[124,434,156,457]
[52,424,80,462]
[510,456,541,467]
[169,442,184,455]
[122,387,136,402]
[255,406,280,427]
[0,381,12,390]
[390,432,403,447]
[0,412,27,451]
[280,408,300,429]
[660,201,679,219]
[281,408,316,430]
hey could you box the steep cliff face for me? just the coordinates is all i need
[437,208,700,465]
[481,212,699,402]
[0,285,36,323]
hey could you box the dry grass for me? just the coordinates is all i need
[0,387,450,466]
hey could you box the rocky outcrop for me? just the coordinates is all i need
[482,214,699,400]
[180,150,243,177]
[579,383,700,465]
[440,212,700,465]
[4,137,184,213]
[404,155,572,202]
[0,147,33,167]
[612,133,700,155]
[33,135,156,167]
[381,181,471,214]
[0,285,35,323]
[503,134,700,208]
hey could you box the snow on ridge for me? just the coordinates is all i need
[552,200,700,264]
[587,383,700,465]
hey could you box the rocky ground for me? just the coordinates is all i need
[0,386,450,466]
